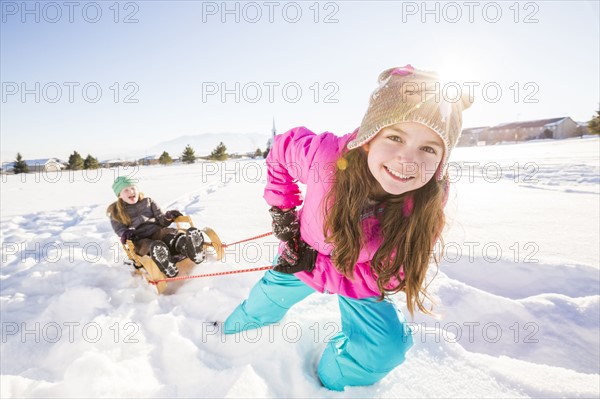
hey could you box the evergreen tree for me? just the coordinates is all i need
[159,151,173,165]
[83,154,99,169]
[13,153,29,174]
[253,148,262,158]
[209,142,228,161]
[588,110,600,135]
[181,145,196,164]
[67,151,84,170]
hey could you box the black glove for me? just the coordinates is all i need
[269,206,299,242]
[165,210,183,220]
[120,229,136,244]
[274,237,318,274]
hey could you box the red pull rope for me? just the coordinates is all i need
[145,232,276,285]
[148,265,274,285]
[221,232,273,248]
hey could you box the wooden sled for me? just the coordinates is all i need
[122,215,224,294]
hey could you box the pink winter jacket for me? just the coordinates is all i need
[264,126,397,299]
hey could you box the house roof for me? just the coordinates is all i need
[23,158,65,167]
[1,158,65,170]
[487,117,568,131]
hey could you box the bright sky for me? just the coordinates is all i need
[1,0,599,160]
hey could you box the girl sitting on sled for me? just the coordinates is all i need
[107,176,205,277]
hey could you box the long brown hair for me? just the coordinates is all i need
[106,193,145,226]
[323,148,446,317]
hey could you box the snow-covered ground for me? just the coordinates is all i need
[1,136,599,398]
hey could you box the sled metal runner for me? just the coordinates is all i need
[121,215,225,294]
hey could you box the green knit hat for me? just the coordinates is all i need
[112,176,139,197]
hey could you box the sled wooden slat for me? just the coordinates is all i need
[202,227,224,260]
[121,215,223,294]
[123,241,168,294]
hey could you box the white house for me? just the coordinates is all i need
[481,117,584,144]
[2,158,66,173]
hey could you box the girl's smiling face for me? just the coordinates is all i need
[119,185,139,205]
[364,122,444,195]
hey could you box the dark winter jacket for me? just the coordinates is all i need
[110,197,172,238]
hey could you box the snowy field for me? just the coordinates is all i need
[1,135,599,398]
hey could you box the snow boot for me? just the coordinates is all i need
[168,233,186,254]
[185,227,206,264]
[170,228,206,264]
[149,241,179,277]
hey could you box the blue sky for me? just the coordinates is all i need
[1,0,599,160]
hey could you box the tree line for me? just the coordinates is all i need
[8,141,271,174]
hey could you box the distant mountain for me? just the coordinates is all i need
[146,132,271,157]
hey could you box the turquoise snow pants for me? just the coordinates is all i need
[223,270,414,391]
